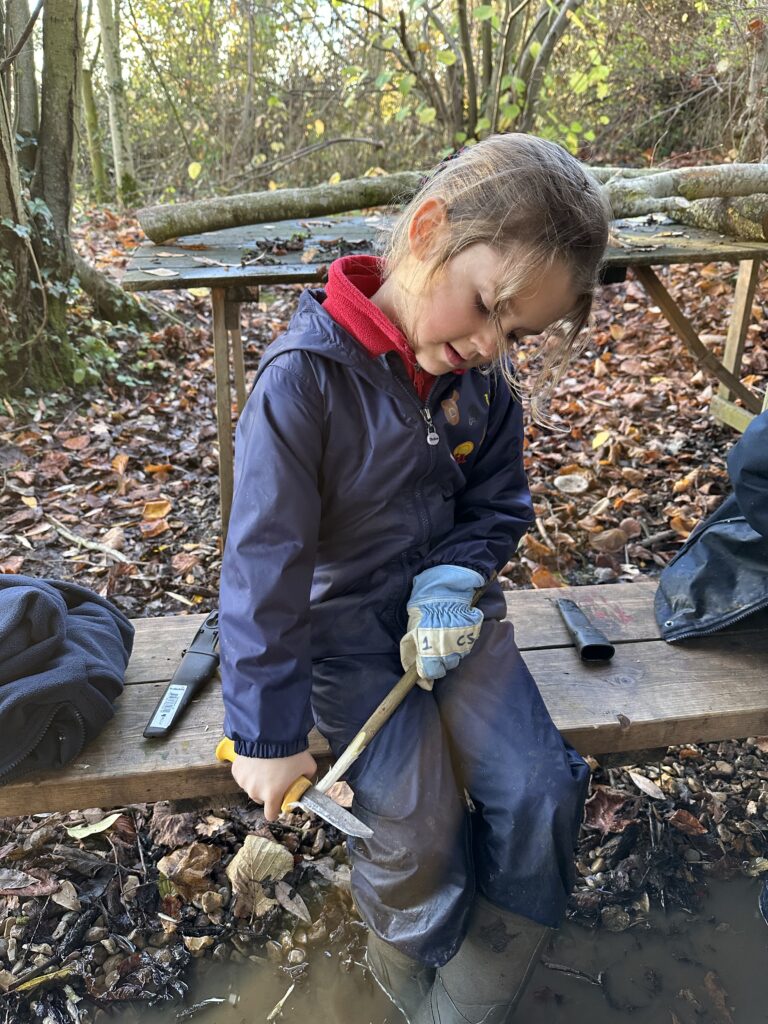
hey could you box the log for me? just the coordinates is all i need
[668,194,768,242]
[139,172,423,243]
[137,163,768,244]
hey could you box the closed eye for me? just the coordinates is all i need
[475,294,490,316]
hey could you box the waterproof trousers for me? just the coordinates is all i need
[311,619,589,967]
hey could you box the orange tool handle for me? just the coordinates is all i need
[215,737,312,813]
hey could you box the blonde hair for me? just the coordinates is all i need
[382,133,610,421]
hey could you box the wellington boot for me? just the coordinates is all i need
[412,896,550,1024]
[366,931,436,1022]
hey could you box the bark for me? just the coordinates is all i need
[654,195,768,242]
[73,253,150,325]
[519,0,583,132]
[606,164,768,216]
[138,171,424,243]
[81,65,108,203]
[31,0,80,251]
[6,0,38,172]
[456,0,477,137]
[96,0,136,205]
[738,17,768,162]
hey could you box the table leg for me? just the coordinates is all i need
[212,288,234,544]
[225,299,247,413]
[633,265,762,415]
[718,259,760,403]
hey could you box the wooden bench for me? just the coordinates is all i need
[2,581,767,818]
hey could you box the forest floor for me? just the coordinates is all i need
[0,211,767,1022]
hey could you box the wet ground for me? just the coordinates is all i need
[135,877,766,1024]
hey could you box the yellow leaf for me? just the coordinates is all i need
[268,180,278,191]
[142,499,172,520]
[112,453,129,475]
[314,118,325,135]
[328,172,341,185]
[188,287,209,297]
[21,495,37,508]
[591,430,611,449]
[188,161,202,180]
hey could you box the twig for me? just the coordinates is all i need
[0,0,44,72]
[45,514,132,563]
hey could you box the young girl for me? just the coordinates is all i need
[220,133,610,1023]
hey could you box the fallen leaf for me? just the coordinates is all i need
[139,517,170,538]
[142,499,172,519]
[530,566,566,589]
[667,809,707,836]
[275,880,312,922]
[590,528,628,553]
[66,811,123,839]
[100,526,125,551]
[583,786,637,834]
[591,429,612,449]
[0,556,25,573]
[112,454,129,475]
[628,771,665,800]
[62,434,90,451]
[554,473,590,494]
[158,842,222,896]
[51,878,82,911]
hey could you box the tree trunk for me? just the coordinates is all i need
[606,163,768,216]
[6,0,38,172]
[81,64,109,203]
[738,16,768,162]
[31,0,81,308]
[138,171,424,243]
[96,0,136,205]
[519,0,583,132]
[656,195,768,241]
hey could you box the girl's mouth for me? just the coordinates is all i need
[444,343,466,368]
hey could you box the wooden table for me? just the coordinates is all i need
[2,582,767,816]
[123,215,768,540]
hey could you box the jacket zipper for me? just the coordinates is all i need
[0,704,86,782]
[667,596,768,641]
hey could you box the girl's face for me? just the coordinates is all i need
[406,243,578,377]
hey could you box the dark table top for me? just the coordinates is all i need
[123,213,768,294]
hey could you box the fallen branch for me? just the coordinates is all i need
[45,515,132,563]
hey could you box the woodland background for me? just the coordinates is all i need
[0,0,767,606]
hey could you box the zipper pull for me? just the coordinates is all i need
[422,407,440,445]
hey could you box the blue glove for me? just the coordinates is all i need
[400,565,484,689]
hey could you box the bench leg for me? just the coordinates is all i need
[212,288,234,544]
[226,299,248,414]
[633,265,762,415]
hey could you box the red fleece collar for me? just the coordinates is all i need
[322,255,434,401]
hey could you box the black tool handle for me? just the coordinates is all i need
[555,598,615,662]
[143,651,219,737]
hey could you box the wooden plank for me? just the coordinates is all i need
[634,265,763,414]
[708,395,756,434]
[3,614,768,815]
[718,259,761,402]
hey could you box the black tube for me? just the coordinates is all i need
[555,598,615,662]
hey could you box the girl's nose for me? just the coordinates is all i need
[472,329,498,360]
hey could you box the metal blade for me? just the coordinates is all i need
[292,787,373,839]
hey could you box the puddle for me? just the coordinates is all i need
[136,876,768,1023]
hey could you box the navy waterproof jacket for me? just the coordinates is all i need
[220,289,534,757]
[655,409,768,640]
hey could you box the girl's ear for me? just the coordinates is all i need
[408,197,448,260]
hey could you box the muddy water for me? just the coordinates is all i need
[139,878,768,1024]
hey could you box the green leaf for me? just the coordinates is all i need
[500,74,513,92]
[374,70,393,88]
[436,49,458,66]
[418,106,437,125]
[454,130,467,143]
[529,40,541,59]
[73,367,87,385]
[475,116,491,133]
[596,82,609,100]
[399,74,416,96]
[569,121,582,133]
[474,5,494,20]
[598,115,610,125]
[583,130,596,142]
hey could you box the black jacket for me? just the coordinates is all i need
[0,576,134,782]
[655,410,768,641]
